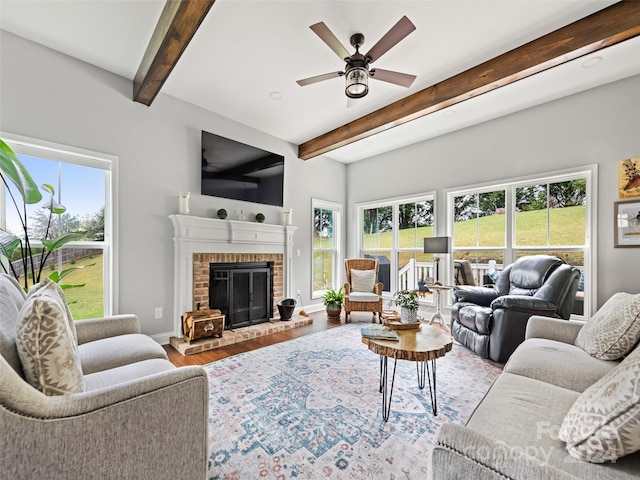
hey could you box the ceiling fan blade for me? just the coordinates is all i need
[365,16,416,64]
[310,22,351,60]
[296,71,343,86]
[370,68,416,88]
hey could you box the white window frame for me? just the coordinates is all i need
[356,192,437,299]
[446,165,597,318]
[1,132,118,316]
[311,198,342,298]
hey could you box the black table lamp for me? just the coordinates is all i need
[423,237,452,285]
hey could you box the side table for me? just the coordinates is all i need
[427,284,452,326]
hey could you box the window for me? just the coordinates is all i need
[358,194,436,296]
[447,167,595,317]
[1,135,115,319]
[312,199,341,296]
[453,189,506,285]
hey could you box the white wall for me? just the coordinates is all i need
[346,74,640,308]
[0,31,346,338]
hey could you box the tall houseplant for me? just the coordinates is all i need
[0,139,86,290]
[394,290,420,324]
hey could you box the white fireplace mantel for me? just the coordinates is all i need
[169,214,297,337]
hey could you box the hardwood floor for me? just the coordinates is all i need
[163,311,381,367]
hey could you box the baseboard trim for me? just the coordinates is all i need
[150,331,173,345]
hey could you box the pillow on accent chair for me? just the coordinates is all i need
[15,279,85,395]
[559,345,640,462]
[351,269,376,293]
[575,292,640,360]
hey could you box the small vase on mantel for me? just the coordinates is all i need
[178,192,190,215]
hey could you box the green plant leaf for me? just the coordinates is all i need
[0,139,42,204]
[41,231,86,251]
[41,183,66,214]
[59,283,86,290]
[48,263,96,283]
[0,229,21,259]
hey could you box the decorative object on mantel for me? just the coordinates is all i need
[283,208,293,225]
[614,199,640,248]
[619,158,640,198]
[238,210,246,221]
[255,213,265,223]
[178,192,190,215]
[217,208,227,219]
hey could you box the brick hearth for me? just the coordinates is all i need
[169,314,312,355]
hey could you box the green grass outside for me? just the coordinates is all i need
[313,205,587,288]
[63,253,104,320]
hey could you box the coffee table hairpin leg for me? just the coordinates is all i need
[417,360,438,416]
[379,355,438,422]
[379,355,398,422]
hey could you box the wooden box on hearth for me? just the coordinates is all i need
[182,309,225,343]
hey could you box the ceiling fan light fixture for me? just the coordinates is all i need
[345,66,369,98]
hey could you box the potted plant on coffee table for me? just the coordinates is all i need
[322,287,345,319]
[394,290,420,324]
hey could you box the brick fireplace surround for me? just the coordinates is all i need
[192,252,283,315]
[169,214,297,339]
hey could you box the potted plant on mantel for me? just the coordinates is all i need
[394,290,420,324]
[322,287,345,319]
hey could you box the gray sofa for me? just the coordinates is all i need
[0,273,209,479]
[432,315,640,479]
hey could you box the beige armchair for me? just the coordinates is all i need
[0,274,209,479]
[344,258,383,322]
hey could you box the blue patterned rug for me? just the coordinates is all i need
[205,323,502,479]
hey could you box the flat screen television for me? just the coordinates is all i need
[201,130,284,207]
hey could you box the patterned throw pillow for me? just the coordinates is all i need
[575,292,640,360]
[15,279,85,395]
[559,346,640,462]
[351,269,376,293]
[27,279,78,343]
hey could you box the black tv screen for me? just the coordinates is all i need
[201,131,284,207]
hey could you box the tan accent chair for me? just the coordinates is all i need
[344,258,383,322]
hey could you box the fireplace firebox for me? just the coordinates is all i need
[209,262,273,330]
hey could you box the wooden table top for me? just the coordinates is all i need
[362,323,453,362]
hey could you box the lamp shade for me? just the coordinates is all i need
[423,236,451,254]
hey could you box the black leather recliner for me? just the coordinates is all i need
[451,255,580,363]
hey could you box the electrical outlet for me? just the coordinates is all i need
[154,307,163,319]
[296,289,301,296]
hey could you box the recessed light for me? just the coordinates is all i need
[270,91,282,100]
[582,56,603,68]
[443,109,456,117]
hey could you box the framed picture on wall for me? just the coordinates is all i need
[619,158,640,198]
[614,200,640,248]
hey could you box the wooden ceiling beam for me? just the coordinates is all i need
[133,0,215,106]
[298,1,640,160]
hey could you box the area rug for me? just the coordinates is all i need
[204,323,502,479]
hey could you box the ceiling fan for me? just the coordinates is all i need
[296,16,417,99]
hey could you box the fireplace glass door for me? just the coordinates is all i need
[209,262,272,329]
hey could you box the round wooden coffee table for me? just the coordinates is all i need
[362,323,453,421]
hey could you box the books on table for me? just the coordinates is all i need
[361,325,399,341]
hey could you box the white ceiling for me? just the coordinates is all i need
[1,0,637,163]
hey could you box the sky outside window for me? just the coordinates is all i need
[4,154,105,237]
